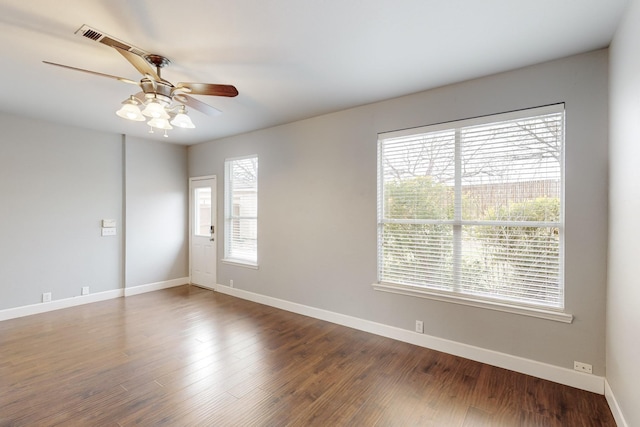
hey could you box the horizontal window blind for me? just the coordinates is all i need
[225,156,258,264]
[378,104,564,309]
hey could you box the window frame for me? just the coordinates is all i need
[223,155,259,268]
[374,104,572,323]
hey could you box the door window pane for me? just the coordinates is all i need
[195,187,211,236]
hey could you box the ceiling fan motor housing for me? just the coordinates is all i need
[141,78,173,105]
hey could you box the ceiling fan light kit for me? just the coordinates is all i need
[171,106,196,129]
[141,99,170,119]
[119,89,195,137]
[147,117,173,130]
[45,24,238,138]
[115,96,145,121]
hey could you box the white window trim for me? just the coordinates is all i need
[221,259,259,269]
[223,154,258,268]
[372,282,573,323]
[375,104,571,322]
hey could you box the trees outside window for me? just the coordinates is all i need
[224,156,258,265]
[377,104,564,309]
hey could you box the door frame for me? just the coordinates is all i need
[189,175,217,289]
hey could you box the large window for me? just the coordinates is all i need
[224,155,258,266]
[376,104,565,315]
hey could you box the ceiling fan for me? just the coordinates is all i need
[44,24,238,136]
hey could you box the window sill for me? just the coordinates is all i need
[372,282,573,323]
[222,259,259,269]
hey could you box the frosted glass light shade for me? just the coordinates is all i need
[170,112,195,128]
[147,118,173,130]
[142,101,170,119]
[116,102,145,121]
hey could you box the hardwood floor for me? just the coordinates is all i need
[0,285,614,426]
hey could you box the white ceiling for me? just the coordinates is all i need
[0,0,628,145]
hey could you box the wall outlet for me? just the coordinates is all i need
[415,320,424,333]
[42,292,52,303]
[574,361,593,374]
[230,279,234,288]
[101,227,116,236]
[81,286,90,296]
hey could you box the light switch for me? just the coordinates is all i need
[102,219,116,228]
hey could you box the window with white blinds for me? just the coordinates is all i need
[377,104,564,310]
[224,155,258,266]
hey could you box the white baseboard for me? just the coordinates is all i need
[0,277,189,322]
[124,277,189,296]
[214,284,605,394]
[605,380,629,427]
[0,288,124,322]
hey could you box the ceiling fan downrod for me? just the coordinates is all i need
[144,54,171,79]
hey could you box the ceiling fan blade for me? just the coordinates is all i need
[43,61,139,85]
[114,47,161,81]
[175,83,238,97]
[174,94,222,117]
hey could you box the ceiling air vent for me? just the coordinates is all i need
[74,24,149,57]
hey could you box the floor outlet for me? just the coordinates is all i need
[574,361,592,374]
[42,292,52,303]
[415,320,424,333]
[82,286,90,296]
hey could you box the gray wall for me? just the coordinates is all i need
[0,114,123,309]
[0,114,188,311]
[125,136,188,287]
[608,0,640,424]
[189,50,609,374]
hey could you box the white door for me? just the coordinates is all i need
[190,176,216,289]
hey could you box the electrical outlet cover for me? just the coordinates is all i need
[574,361,593,374]
[101,227,116,236]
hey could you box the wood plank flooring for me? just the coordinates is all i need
[0,285,615,426]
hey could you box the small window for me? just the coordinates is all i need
[194,187,212,237]
[224,155,258,266]
[376,104,565,312]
